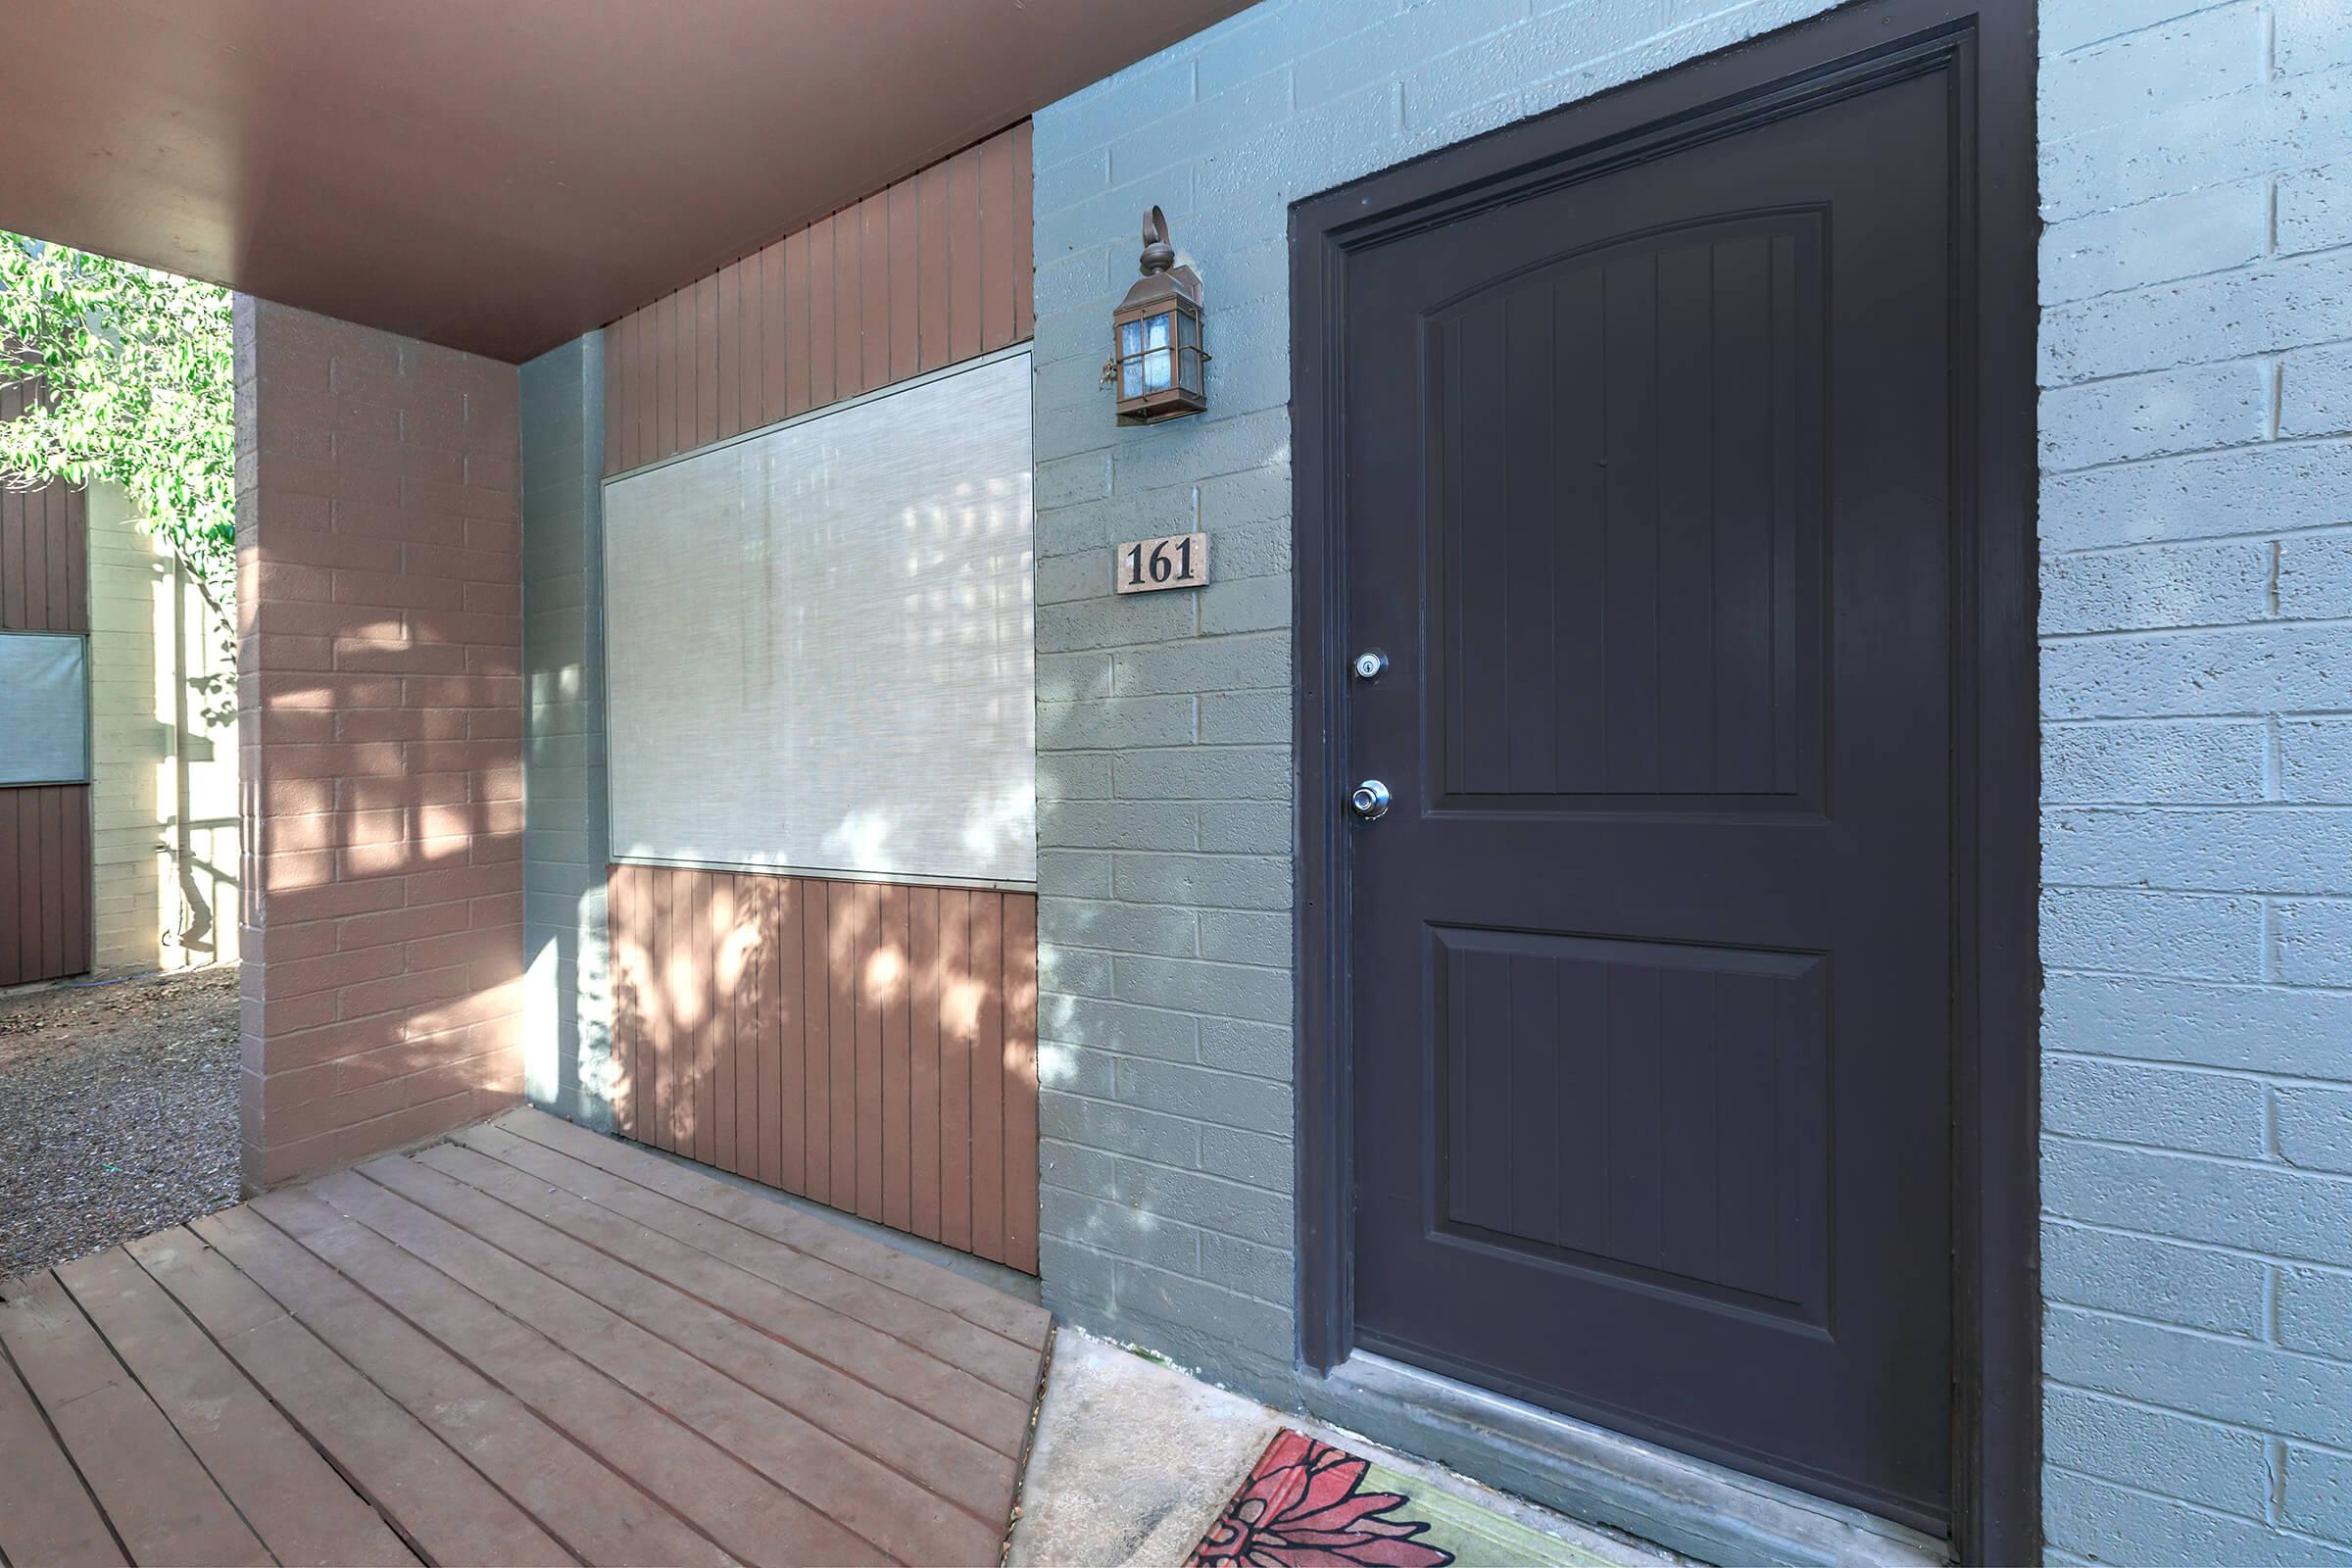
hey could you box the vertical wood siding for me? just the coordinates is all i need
[2,381,93,983]
[603,122,1034,476]
[0,786,92,986]
[0,385,89,636]
[608,864,1041,1273]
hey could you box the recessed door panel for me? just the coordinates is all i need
[1434,926,1829,1321]
[1431,218,1823,809]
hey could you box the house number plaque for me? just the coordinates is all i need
[1115,531,1208,594]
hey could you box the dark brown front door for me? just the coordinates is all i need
[1334,40,1962,1534]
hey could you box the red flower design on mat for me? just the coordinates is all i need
[1191,1429,1455,1568]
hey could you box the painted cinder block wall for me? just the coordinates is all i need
[2036,2,2352,1559]
[233,297,526,1187]
[517,334,615,1132]
[85,480,240,971]
[1033,0,2352,1558]
[1028,0,1844,1389]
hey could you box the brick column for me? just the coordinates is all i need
[234,297,524,1188]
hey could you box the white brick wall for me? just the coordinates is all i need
[2038,0,2352,1558]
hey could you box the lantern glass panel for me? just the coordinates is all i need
[1119,318,1145,399]
[1142,310,1174,392]
[1177,309,1201,395]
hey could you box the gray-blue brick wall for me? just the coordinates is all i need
[519,332,613,1130]
[1033,0,2352,1555]
[1028,0,1844,1396]
[2039,2,2352,1555]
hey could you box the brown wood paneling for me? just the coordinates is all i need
[1,382,93,986]
[715,258,741,442]
[939,886,974,1254]
[633,307,655,472]
[607,864,1041,1273]
[827,880,856,1207]
[766,234,796,421]
[711,873,738,1174]
[694,273,719,450]
[1010,121,1037,345]
[808,213,839,416]
[0,451,87,634]
[947,146,986,368]
[833,210,862,408]
[0,785,92,985]
[737,254,764,437]
[916,164,952,376]
[655,295,678,466]
[978,129,1019,354]
[909,884,941,1240]
[888,177,919,388]
[858,193,890,396]
[802,875,831,1201]
[1003,893,1040,1273]
[602,122,1032,475]
[968,890,1004,1262]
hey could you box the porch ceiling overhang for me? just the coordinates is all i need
[0,0,1248,365]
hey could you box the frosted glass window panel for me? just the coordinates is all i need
[0,633,88,784]
[604,351,1036,886]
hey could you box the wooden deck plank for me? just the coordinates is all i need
[191,1204,725,1568]
[380,1145,1018,1509]
[250,1186,863,1568]
[0,1102,1048,1568]
[0,1311,126,1568]
[474,1118,1042,1394]
[0,1271,268,1566]
[55,1247,420,1568]
[125,1228,573,1568]
[314,1166,995,1566]
[435,1129,1031,1453]
[499,1106,1051,1348]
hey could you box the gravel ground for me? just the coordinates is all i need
[0,964,240,1281]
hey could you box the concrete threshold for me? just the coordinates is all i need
[1315,1352,1949,1568]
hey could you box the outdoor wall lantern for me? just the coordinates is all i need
[1103,207,1208,425]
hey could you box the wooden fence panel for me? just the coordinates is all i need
[609,864,1039,1273]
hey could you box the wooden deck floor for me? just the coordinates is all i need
[0,1107,1054,1567]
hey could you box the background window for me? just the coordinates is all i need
[0,632,89,784]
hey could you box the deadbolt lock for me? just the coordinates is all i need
[1353,649,1388,680]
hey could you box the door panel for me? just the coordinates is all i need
[1435,927,1832,1319]
[1342,67,1956,1528]
[1433,217,1822,806]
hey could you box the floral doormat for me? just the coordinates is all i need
[1189,1429,1618,1567]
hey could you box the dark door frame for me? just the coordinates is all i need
[1289,3,2038,1561]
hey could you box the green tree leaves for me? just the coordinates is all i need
[0,235,234,627]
